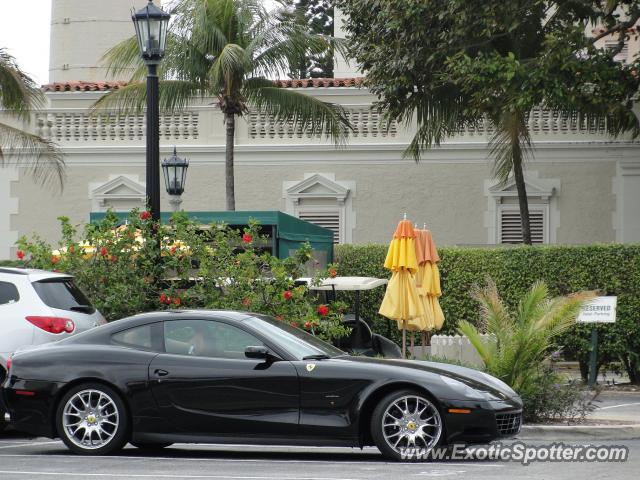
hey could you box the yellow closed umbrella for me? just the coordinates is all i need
[379,218,425,357]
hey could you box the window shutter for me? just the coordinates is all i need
[500,210,545,244]
[298,211,341,243]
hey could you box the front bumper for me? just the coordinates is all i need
[441,397,522,445]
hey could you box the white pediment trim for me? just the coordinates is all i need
[488,174,559,200]
[90,175,146,209]
[285,173,350,203]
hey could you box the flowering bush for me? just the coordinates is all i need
[16,210,349,342]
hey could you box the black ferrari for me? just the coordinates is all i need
[1,310,522,461]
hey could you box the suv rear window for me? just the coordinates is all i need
[0,281,19,305]
[32,279,96,314]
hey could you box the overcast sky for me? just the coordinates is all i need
[0,1,281,86]
[0,0,52,85]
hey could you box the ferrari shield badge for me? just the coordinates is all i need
[306,363,316,372]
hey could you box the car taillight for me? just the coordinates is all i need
[26,316,75,334]
[6,356,12,372]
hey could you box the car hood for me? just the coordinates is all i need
[341,356,520,400]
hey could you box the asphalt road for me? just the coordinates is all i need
[0,435,637,480]
[592,391,640,421]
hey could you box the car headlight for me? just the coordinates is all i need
[439,375,487,400]
[478,372,517,397]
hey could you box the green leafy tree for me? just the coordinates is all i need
[287,0,335,78]
[458,279,594,418]
[337,0,640,244]
[97,0,350,211]
[0,48,64,188]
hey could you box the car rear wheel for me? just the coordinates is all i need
[371,389,443,462]
[56,383,128,455]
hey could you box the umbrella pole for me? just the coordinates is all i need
[402,322,407,358]
[410,333,415,359]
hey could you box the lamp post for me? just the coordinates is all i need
[162,147,189,212]
[132,0,171,223]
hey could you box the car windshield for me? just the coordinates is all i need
[248,314,346,360]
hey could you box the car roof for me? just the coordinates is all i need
[105,310,256,330]
[0,267,73,282]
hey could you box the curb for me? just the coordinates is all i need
[518,424,640,441]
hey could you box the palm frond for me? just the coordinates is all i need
[0,121,65,189]
[488,109,532,186]
[91,81,201,115]
[403,90,469,161]
[244,79,351,144]
[209,44,249,93]
[100,37,147,82]
[0,48,44,120]
[458,320,496,368]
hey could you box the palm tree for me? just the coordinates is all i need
[96,0,350,211]
[0,49,64,188]
[458,279,594,398]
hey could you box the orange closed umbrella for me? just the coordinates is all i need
[414,228,445,334]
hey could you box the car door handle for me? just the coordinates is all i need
[154,369,169,377]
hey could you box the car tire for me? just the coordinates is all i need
[130,442,173,451]
[370,389,444,462]
[56,383,129,455]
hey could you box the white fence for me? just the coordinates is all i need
[429,334,494,368]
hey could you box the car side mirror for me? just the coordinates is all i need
[245,345,270,359]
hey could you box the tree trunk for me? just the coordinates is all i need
[512,153,532,245]
[224,112,236,211]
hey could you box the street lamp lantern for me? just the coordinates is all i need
[132,0,170,64]
[162,147,189,212]
[131,0,171,224]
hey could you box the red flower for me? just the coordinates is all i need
[159,294,167,304]
[317,304,329,317]
[140,211,151,221]
[166,296,173,305]
[328,268,337,278]
[283,290,293,301]
[173,297,181,306]
[100,247,107,257]
[290,321,298,328]
[16,250,25,260]
[68,245,75,254]
[242,233,253,244]
[51,256,59,265]
[275,315,284,321]
[304,321,313,329]
[170,245,177,255]
[242,297,250,306]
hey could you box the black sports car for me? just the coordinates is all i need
[1,310,522,461]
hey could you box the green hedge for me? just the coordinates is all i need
[335,244,640,383]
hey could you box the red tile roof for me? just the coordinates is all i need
[42,77,365,92]
[42,81,129,92]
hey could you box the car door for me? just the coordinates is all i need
[149,318,300,437]
[293,357,373,439]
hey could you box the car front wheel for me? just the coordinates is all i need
[371,389,443,462]
[56,383,128,455]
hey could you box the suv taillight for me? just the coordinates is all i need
[6,356,12,372]
[26,316,75,334]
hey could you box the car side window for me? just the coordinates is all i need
[0,281,19,306]
[112,324,153,350]
[164,319,264,360]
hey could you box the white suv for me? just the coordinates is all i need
[0,267,106,386]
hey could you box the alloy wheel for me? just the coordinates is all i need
[62,389,119,450]
[381,394,442,453]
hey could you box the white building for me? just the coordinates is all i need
[1,0,639,259]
